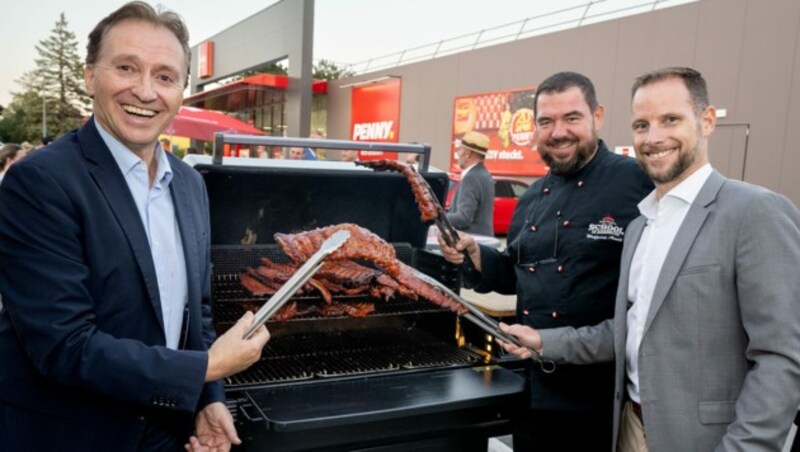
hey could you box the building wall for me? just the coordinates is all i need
[327,0,800,204]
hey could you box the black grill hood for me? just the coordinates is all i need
[195,160,449,248]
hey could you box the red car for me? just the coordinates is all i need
[445,175,529,235]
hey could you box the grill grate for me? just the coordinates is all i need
[214,292,444,325]
[225,327,479,388]
[211,243,450,323]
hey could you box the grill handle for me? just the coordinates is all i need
[238,401,265,423]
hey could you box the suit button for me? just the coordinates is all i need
[543,188,550,194]
[551,311,560,319]
[530,225,537,232]
[557,265,565,273]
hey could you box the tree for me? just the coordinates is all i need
[313,59,355,80]
[1,12,89,142]
[234,59,353,81]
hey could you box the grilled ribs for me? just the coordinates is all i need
[275,223,399,277]
[240,223,467,318]
[354,160,440,222]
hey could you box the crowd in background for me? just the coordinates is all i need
[0,141,50,185]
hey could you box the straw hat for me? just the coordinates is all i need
[460,131,489,155]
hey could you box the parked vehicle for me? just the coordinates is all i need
[446,175,529,235]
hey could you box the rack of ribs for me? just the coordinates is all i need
[239,223,467,318]
[354,160,440,222]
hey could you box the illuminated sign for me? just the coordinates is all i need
[451,87,546,177]
[198,41,214,79]
[350,78,401,160]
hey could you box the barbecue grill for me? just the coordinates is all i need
[193,135,525,451]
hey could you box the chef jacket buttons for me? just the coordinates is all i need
[551,311,560,319]
[530,225,537,232]
[543,188,550,194]
[556,210,562,217]
[523,309,530,315]
[527,266,536,273]
[577,180,585,188]
[557,265,565,273]
[562,220,571,227]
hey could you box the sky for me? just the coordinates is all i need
[0,0,692,107]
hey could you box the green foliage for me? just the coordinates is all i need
[312,59,354,80]
[231,59,353,82]
[0,12,89,143]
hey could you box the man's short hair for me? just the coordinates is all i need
[534,71,598,117]
[631,67,709,113]
[86,1,191,86]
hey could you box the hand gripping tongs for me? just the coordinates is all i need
[411,269,556,374]
[243,230,351,339]
[414,174,481,280]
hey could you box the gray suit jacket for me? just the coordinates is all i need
[539,171,800,451]
[446,162,494,236]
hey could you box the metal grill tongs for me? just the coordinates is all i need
[243,230,351,339]
[411,171,481,280]
[411,269,556,374]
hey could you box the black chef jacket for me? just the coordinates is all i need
[468,140,653,411]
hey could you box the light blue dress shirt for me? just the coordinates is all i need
[96,120,188,350]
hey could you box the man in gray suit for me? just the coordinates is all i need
[447,130,495,236]
[498,67,800,451]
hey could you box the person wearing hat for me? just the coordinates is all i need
[446,130,495,236]
[439,72,653,451]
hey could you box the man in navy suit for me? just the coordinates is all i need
[0,3,269,451]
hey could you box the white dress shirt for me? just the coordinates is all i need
[96,120,189,350]
[625,163,713,402]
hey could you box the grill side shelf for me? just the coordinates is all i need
[239,366,525,432]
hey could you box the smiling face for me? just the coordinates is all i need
[631,77,715,197]
[84,20,185,158]
[534,86,603,175]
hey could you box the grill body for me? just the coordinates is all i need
[197,154,525,451]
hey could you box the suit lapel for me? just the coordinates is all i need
[616,216,646,346]
[79,121,165,333]
[643,171,726,333]
[169,163,199,312]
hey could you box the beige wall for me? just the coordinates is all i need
[328,0,800,204]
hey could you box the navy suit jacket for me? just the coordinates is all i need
[0,121,222,450]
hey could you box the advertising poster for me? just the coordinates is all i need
[451,87,547,176]
[350,78,401,160]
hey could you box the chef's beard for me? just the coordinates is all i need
[540,135,598,176]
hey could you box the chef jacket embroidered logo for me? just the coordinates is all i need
[586,215,624,242]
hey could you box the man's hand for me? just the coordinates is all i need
[498,322,542,360]
[185,402,239,452]
[437,231,481,271]
[205,311,270,382]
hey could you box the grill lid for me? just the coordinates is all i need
[196,162,449,248]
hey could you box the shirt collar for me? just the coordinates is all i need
[461,161,479,177]
[637,163,713,220]
[95,118,173,185]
